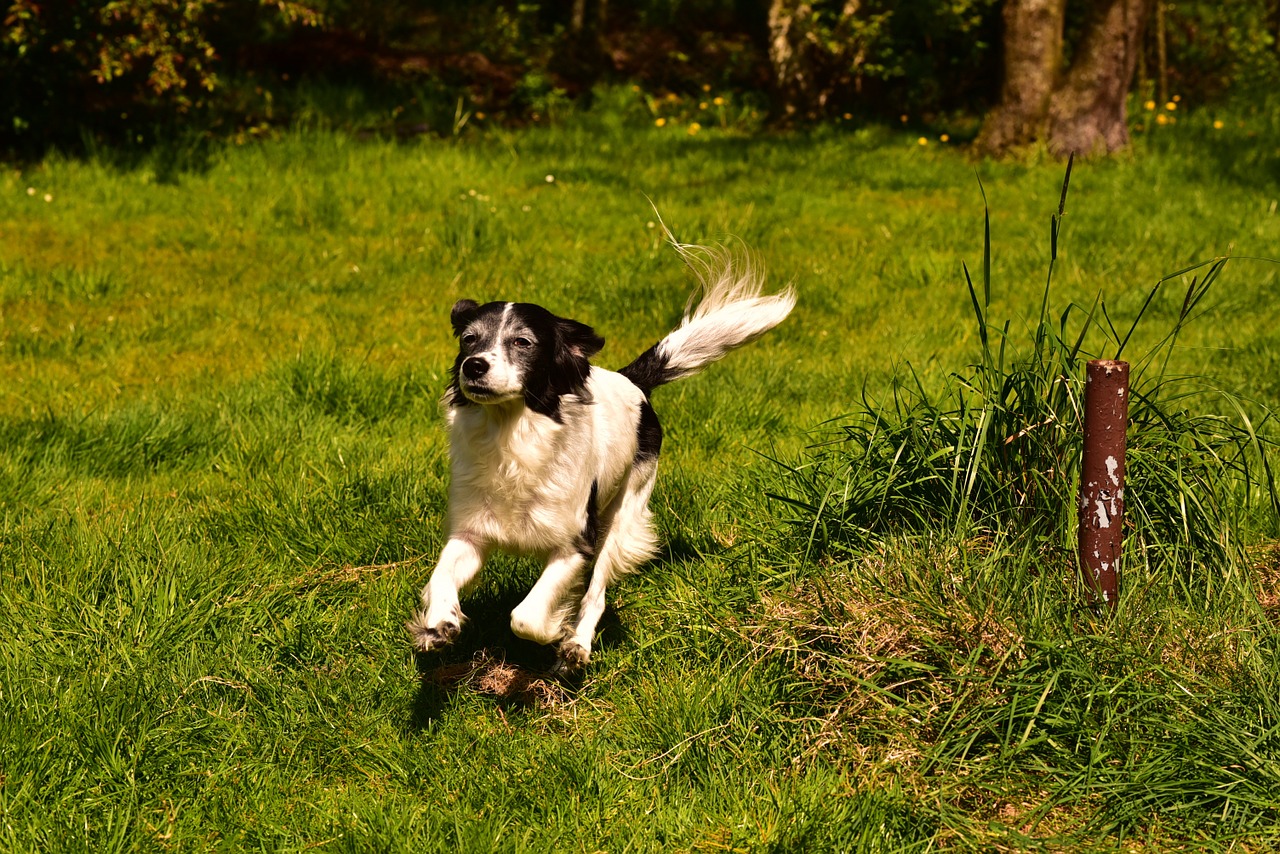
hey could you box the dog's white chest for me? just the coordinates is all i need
[447,405,590,552]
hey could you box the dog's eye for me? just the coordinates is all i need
[461,333,478,346]
[512,337,532,349]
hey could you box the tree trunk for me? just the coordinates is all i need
[977,0,1148,159]
[1155,0,1168,106]
[553,0,609,90]
[1047,0,1149,157]
[766,0,815,119]
[975,0,1068,155]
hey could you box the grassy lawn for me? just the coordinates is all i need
[2,107,1280,850]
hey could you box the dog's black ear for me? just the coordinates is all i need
[451,299,480,336]
[556,317,604,360]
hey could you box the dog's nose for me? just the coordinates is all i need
[462,356,489,380]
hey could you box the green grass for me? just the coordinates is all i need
[2,103,1280,851]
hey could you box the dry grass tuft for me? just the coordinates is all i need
[429,649,570,708]
[747,548,1023,772]
[1253,543,1280,622]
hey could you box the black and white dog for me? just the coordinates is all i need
[408,243,795,673]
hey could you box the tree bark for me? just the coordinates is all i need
[975,0,1068,155]
[1046,0,1149,157]
[766,0,816,119]
[977,0,1148,159]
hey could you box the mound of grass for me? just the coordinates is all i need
[770,160,1279,585]
[744,537,1280,846]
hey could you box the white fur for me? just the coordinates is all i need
[409,244,794,671]
[658,243,797,380]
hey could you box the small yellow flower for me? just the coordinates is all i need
[1156,113,1169,125]
[545,174,555,183]
[1173,94,1181,102]
[701,83,711,92]
[655,117,666,127]
[712,96,725,106]
[475,112,486,120]
[900,114,908,123]
[688,122,702,135]
[26,187,35,196]
[1213,119,1224,130]
[43,193,52,202]
[699,102,708,110]
[917,137,928,146]
[631,85,641,92]
[842,112,852,120]
[939,133,950,143]
[1144,100,1156,111]
[1165,101,1177,111]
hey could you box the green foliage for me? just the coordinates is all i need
[808,0,1001,115]
[1,0,318,151]
[1156,0,1280,101]
[4,0,1280,153]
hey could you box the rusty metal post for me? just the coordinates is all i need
[1079,360,1130,607]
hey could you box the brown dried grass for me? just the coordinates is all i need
[427,649,570,708]
[746,547,1024,773]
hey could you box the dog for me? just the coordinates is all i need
[408,242,795,673]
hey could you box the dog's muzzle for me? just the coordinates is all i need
[460,355,502,401]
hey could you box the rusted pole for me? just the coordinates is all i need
[1079,360,1129,607]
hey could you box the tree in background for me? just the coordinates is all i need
[1,0,1277,157]
[764,0,997,121]
[977,0,1149,156]
[2,0,318,151]
[765,0,876,119]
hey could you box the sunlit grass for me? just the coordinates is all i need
[2,107,1279,850]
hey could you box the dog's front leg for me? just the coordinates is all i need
[407,537,486,652]
[509,551,587,646]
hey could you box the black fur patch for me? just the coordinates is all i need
[618,344,671,395]
[511,303,604,422]
[575,481,601,559]
[450,299,480,334]
[635,400,663,462]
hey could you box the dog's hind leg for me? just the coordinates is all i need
[555,465,660,673]
[510,551,588,645]
[408,537,486,652]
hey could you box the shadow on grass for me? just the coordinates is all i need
[404,531,721,728]
[407,589,628,729]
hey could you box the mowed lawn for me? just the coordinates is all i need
[2,113,1280,851]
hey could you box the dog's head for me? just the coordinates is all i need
[447,299,605,420]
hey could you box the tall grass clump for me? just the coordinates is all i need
[771,158,1278,583]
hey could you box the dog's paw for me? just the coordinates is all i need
[406,610,461,652]
[551,639,590,677]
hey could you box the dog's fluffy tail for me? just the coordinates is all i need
[619,243,796,394]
